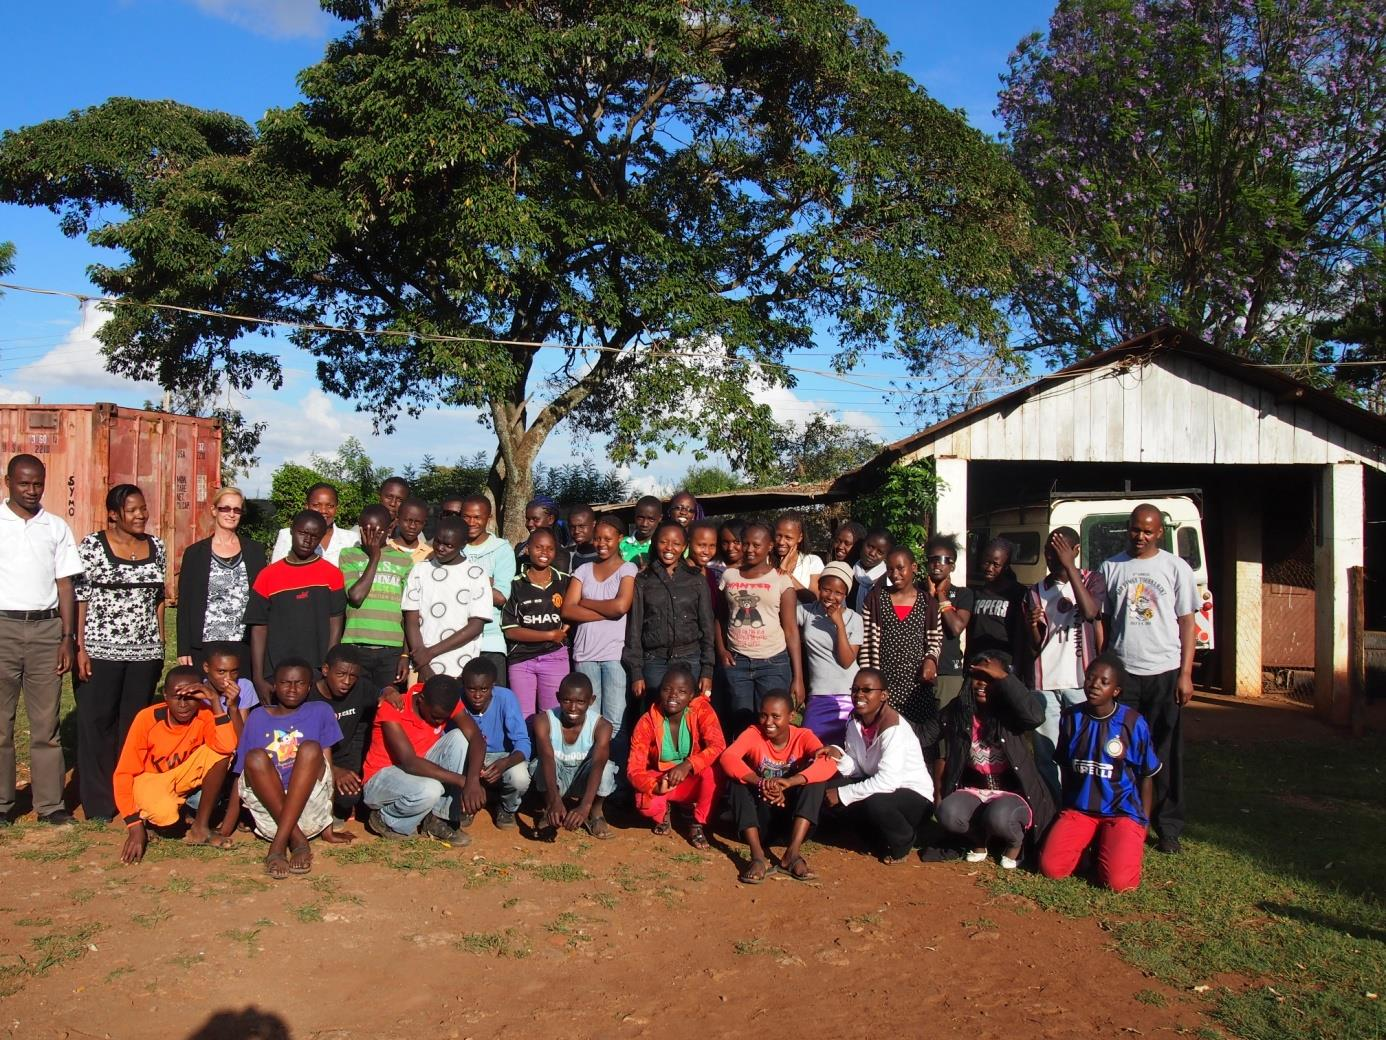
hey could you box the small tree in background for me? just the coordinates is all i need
[269,437,383,528]
[750,413,882,486]
[681,465,742,497]
[402,452,491,506]
[855,460,940,559]
[533,458,630,508]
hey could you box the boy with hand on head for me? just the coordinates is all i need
[114,666,241,864]
[402,516,492,679]
[338,505,414,691]
[309,644,378,835]
[531,672,617,840]
[455,496,516,685]
[620,496,662,566]
[236,658,347,879]
[1039,653,1160,892]
[246,509,346,704]
[389,497,432,564]
[1026,527,1106,795]
[361,674,488,844]
[458,657,532,829]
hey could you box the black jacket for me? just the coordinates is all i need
[176,535,268,657]
[937,671,1056,841]
[622,562,715,682]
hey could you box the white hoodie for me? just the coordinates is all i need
[833,711,934,807]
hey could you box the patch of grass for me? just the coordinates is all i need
[104,966,135,984]
[733,937,789,958]
[168,952,205,969]
[989,736,1386,1040]
[131,906,172,929]
[590,892,618,910]
[846,913,881,928]
[69,888,95,904]
[1135,989,1167,1007]
[327,839,464,874]
[15,916,52,928]
[16,825,99,862]
[668,851,705,865]
[141,838,240,863]
[523,861,588,882]
[292,904,324,924]
[164,875,194,895]
[961,916,998,931]
[30,922,103,974]
[455,929,531,958]
[501,897,521,910]
[544,911,592,946]
[220,926,266,958]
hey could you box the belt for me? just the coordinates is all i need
[0,608,60,622]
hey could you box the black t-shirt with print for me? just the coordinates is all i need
[501,567,569,665]
[309,676,378,773]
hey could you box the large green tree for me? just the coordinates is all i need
[0,0,1035,540]
[999,0,1386,375]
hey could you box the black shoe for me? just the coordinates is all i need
[457,812,475,829]
[494,809,517,830]
[1156,835,1182,855]
[37,810,75,826]
[366,809,410,841]
[419,813,471,846]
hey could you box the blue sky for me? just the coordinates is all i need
[0,0,1053,495]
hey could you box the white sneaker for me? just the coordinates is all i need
[1000,855,1019,870]
[965,849,988,863]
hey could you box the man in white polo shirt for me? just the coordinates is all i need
[0,454,83,825]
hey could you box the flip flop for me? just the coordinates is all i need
[264,850,290,881]
[738,859,775,885]
[185,831,234,850]
[688,824,710,851]
[781,854,818,882]
[583,816,613,840]
[653,809,672,836]
[287,843,313,875]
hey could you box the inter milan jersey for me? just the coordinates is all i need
[1057,703,1160,825]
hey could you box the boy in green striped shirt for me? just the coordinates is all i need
[338,505,414,691]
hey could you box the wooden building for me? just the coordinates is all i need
[841,327,1385,723]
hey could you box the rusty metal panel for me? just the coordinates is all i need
[1262,582,1316,668]
[1,403,222,601]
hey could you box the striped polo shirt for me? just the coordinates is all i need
[338,545,413,648]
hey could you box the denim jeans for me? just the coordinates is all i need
[723,650,792,731]
[575,659,628,735]
[528,755,619,799]
[362,729,468,835]
[1033,687,1087,796]
[483,750,532,813]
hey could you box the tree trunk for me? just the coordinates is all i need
[497,441,538,545]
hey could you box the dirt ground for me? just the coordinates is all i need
[0,691,1356,1040]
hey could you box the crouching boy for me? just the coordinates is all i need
[236,658,346,879]
[530,673,617,840]
[114,666,242,865]
[361,674,487,845]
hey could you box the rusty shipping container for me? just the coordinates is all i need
[0,403,223,600]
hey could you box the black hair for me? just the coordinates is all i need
[305,482,339,501]
[774,512,808,553]
[291,508,328,531]
[6,453,43,477]
[461,656,498,683]
[594,514,627,537]
[273,656,314,679]
[435,515,466,541]
[527,525,559,547]
[105,483,143,515]
[958,650,1015,743]
[558,672,594,698]
[421,674,461,712]
[525,499,557,520]
[886,545,917,565]
[983,537,1019,586]
[1051,525,1080,547]
[358,503,392,527]
[324,644,362,669]
[760,689,794,713]
[741,519,773,542]
[1088,651,1127,688]
[836,521,867,543]
[660,662,697,690]
[689,518,719,540]
[379,475,410,492]
[162,664,202,692]
[634,495,662,513]
[202,641,243,667]
[459,494,491,513]
[926,532,960,557]
[398,496,430,516]
[651,520,687,544]
[855,666,884,685]
[719,519,745,539]
[567,503,596,521]
[865,528,894,547]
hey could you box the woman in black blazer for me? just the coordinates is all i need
[176,487,267,669]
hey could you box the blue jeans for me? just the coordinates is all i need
[483,750,532,813]
[1033,687,1086,796]
[528,755,619,799]
[576,660,628,735]
[723,650,793,730]
[362,729,468,835]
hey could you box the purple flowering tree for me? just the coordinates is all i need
[999,0,1385,390]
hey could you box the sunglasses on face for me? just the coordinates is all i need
[215,506,244,515]
[849,685,884,695]
[927,555,954,564]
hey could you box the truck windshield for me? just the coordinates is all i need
[1081,514,1174,571]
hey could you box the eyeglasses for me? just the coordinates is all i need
[926,555,954,564]
[214,506,244,515]
[848,685,884,694]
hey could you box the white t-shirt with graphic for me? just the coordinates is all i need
[1100,549,1198,677]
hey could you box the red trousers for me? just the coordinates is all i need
[1039,810,1147,893]
[637,768,720,826]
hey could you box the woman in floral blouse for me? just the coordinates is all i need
[74,484,167,822]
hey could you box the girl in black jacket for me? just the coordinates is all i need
[622,522,715,705]
[931,651,1055,868]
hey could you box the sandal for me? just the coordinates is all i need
[583,815,613,840]
[738,858,773,885]
[688,823,710,851]
[782,854,818,882]
[288,843,313,875]
[653,809,672,836]
[184,830,234,850]
[264,850,290,881]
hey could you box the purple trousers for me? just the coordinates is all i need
[508,647,569,718]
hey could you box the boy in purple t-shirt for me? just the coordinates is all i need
[236,658,345,879]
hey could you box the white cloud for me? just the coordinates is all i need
[4,302,162,399]
[180,0,332,39]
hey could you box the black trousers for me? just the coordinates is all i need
[352,644,405,692]
[75,657,163,821]
[829,775,933,860]
[1125,668,1184,840]
[729,778,826,836]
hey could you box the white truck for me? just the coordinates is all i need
[967,490,1215,650]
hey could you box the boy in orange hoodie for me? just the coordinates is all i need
[113,665,242,864]
[720,690,836,883]
[626,663,725,849]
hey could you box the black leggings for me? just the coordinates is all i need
[75,657,162,821]
[830,776,933,860]
[729,779,826,836]
[936,790,1031,848]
